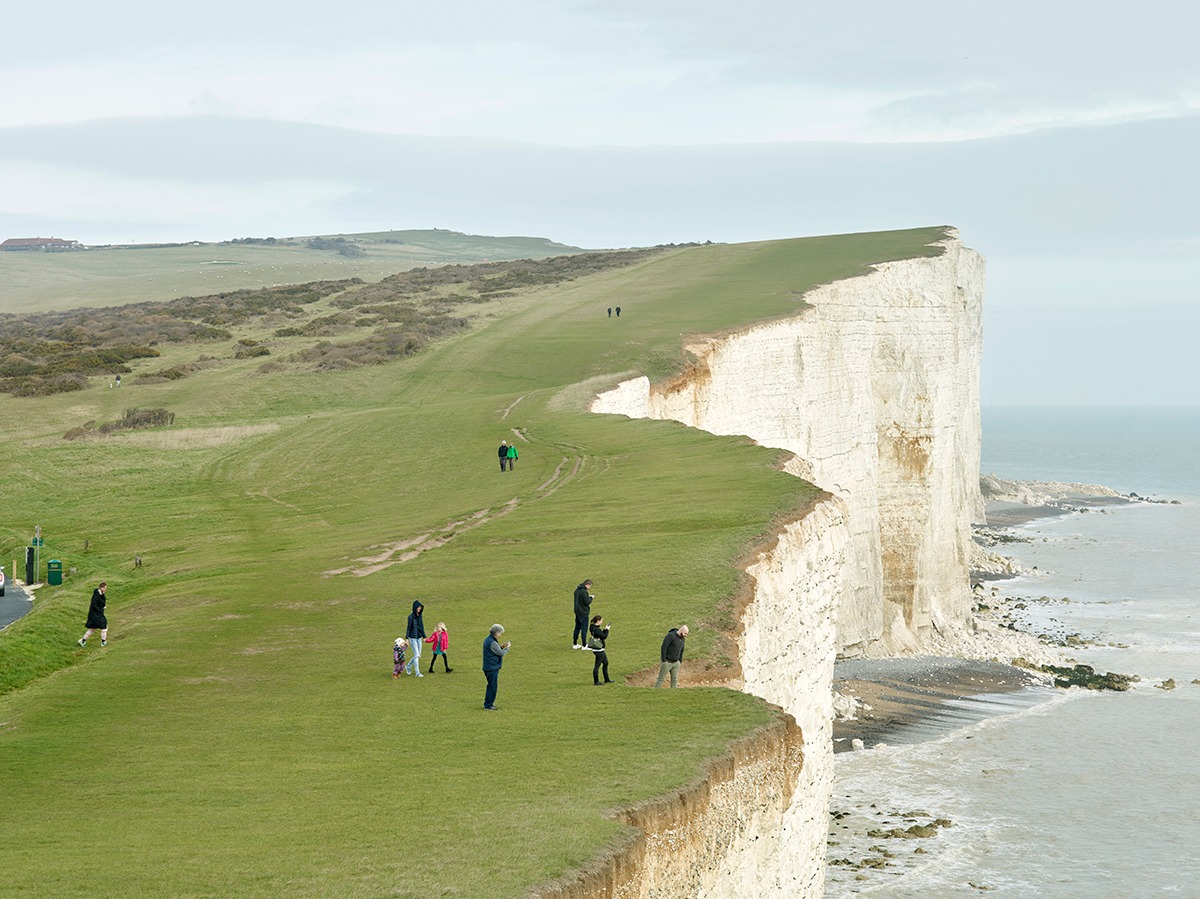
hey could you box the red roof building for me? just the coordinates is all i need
[1,237,82,251]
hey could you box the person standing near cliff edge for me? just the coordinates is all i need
[654,625,688,688]
[572,579,594,649]
[587,614,613,685]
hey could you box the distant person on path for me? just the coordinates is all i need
[654,625,688,688]
[572,579,594,649]
[498,440,509,472]
[393,637,408,678]
[615,306,621,317]
[505,441,518,471]
[78,582,109,647]
[406,601,427,677]
[607,307,612,317]
[425,621,453,673]
[587,614,613,685]
[482,624,511,710]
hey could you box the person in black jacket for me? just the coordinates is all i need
[498,440,509,472]
[406,600,427,678]
[77,582,109,647]
[572,580,594,649]
[586,614,613,685]
[654,625,688,688]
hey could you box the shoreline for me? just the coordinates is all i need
[832,656,1046,752]
[832,478,1143,751]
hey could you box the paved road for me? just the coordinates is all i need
[0,581,33,629]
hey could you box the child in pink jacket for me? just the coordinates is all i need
[425,622,453,673]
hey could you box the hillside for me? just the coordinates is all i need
[0,227,949,897]
[0,228,584,314]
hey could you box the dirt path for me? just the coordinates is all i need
[324,452,585,577]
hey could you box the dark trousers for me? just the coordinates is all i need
[483,669,500,708]
[593,650,610,684]
[505,457,514,470]
[573,614,589,646]
[499,458,506,472]
[429,652,451,672]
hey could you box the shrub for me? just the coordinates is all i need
[95,408,176,433]
[234,345,271,359]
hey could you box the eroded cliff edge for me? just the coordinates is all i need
[566,232,985,897]
[594,232,985,656]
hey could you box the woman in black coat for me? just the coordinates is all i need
[587,614,613,685]
[78,582,108,647]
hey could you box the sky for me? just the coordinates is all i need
[1,0,1197,405]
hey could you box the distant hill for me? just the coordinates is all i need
[0,228,586,315]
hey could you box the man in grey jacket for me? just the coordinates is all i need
[482,624,511,710]
[654,625,688,688]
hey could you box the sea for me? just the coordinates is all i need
[825,406,1200,897]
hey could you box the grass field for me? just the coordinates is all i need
[0,226,947,897]
[0,229,583,314]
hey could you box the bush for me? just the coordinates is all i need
[234,345,271,359]
[97,408,176,433]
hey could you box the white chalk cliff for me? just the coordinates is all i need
[585,232,986,896]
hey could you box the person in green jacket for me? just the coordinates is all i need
[505,441,518,471]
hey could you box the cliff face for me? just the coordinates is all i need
[583,233,985,895]
[593,234,985,655]
[738,496,848,897]
[530,716,805,899]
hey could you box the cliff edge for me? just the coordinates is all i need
[579,231,985,896]
[593,231,985,657]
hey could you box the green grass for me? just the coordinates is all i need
[0,229,583,314]
[0,226,948,896]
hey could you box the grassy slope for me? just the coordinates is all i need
[0,229,582,314]
[0,227,947,897]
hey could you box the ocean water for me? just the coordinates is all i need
[826,406,1200,897]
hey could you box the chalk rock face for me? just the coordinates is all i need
[592,234,985,655]
[739,495,848,896]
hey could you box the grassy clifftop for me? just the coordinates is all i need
[0,227,947,896]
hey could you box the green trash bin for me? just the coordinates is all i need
[47,559,63,586]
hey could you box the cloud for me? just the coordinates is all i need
[4,1,1197,145]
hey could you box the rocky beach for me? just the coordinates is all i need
[826,408,1200,897]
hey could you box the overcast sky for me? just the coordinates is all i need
[1,0,1197,405]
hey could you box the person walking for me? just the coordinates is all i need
[498,440,509,472]
[425,622,453,673]
[406,601,427,677]
[482,624,511,710]
[505,441,518,471]
[586,614,613,685]
[607,307,612,317]
[654,625,688,688]
[615,306,621,317]
[572,579,594,649]
[77,582,109,647]
[392,637,408,678]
